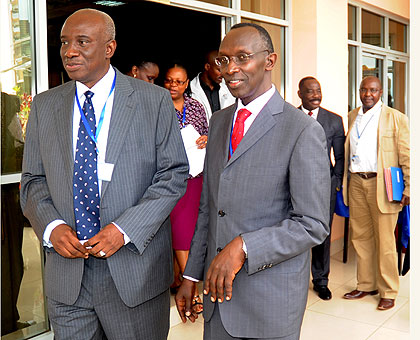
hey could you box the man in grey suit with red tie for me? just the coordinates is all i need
[298,76,345,300]
[20,9,188,340]
[176,23,331,340]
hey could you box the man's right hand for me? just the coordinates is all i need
[49,224,89,259]
[175,279,199,323]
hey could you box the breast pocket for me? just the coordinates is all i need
[381,131,396,152]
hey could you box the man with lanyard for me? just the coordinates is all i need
[190,50,235,123]
[176,23,330,340]
[20,8,188,339]
[342,76,410,311]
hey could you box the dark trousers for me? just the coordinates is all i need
[311,180,337,286]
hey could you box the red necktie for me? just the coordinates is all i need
[308,111,313,116]
[231,108,252,155]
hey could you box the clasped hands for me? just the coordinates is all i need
[400,194,410,207]
[175,236,246,323]
[49,223,124,259]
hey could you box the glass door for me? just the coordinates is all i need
[1,0,49,339]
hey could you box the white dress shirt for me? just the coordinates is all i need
[301,106,319,120]
[43,66,130,246]
[349,100,382,173]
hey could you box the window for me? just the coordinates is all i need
[348,4,357,40]
[242,0,285,20]
[389,19,407,52]
[361,10,384,47]
[1,1,50,339]
[347,3,408,113]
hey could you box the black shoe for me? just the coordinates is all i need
[313,285,332,300]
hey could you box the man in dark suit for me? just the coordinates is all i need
[176,23,330,340]
[20,9,188,339]
[298,76,345,300]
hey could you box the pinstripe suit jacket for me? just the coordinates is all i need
[184,90,331,338]
[20,69,189,307]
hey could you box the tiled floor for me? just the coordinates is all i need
[168,246,410,340]
[15,229,410,340]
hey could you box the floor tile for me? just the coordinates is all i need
[300,310,378,340]
[366,327,410,340]
[308,284,408,326]
[167,317,204,340]
[381,301,409,332]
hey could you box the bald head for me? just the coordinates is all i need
[64,9,115,41]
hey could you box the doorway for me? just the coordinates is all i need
[47,0,224,88]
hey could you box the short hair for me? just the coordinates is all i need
[298,76,318,91]
[70,9,115,41]
[230,23,274,53]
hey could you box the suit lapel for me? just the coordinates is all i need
[227,91,284,165]
[55,82,76,194]
[101,70,134,197]
[316,108,327,130]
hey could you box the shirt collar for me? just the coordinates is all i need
[301,106,319,116]
[76,65,115,100]
[358,99,383,117]
[236,84,276,114]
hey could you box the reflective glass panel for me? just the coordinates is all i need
[362,10,384,47]
[1,184,49,340]
[241,19,285,97]
[242,0,285,20]
[348,5,357,40]
[389,19,407,52]
[348,46,357,111]
[387,60,406,113]
[362,56,383,83]
[1,0,33,175]
[197,0,230,7]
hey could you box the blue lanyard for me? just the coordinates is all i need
[229,113,237,158]
[75,73,116,146]
[181,106,186,127]
[355,112,375,139]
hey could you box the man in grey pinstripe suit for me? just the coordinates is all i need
[176,23,331,340]
[20,9,188,340]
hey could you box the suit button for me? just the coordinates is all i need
[218,210,225,217]
[217,247,222,253]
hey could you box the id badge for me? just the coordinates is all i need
[351,155,361,165]
[97,162,114,182]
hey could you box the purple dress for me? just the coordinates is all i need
[170,95,208,250]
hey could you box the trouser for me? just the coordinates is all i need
[48,256,170,340]
[348,174,399,299]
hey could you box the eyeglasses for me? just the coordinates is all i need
[215,50,270,67]
[163,78,187,86]
[359,88,381,94]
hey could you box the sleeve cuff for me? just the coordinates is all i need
[183,275,199,283]
[43,219,66,247]
[112,222,131,245]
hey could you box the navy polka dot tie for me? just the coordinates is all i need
[231,108,252,156]
[73,91,101,240]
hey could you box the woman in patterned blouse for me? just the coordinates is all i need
[164,64,208,313]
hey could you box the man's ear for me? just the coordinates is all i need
[298,90,302,100]
[204,63,211,71]
[106,40,117,59]
[265,52,277,71]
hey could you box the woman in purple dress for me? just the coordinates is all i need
[164,64,208,312]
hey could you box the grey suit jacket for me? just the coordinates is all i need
[20,69,189,307]
[184,90,331,338]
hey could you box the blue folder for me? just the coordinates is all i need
[390,167,404,201]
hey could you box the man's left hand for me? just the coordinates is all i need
[400,194,410,207]
[85,224,124,258]
[203,236,245,304]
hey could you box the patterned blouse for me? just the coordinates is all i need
[175,95,208,136]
